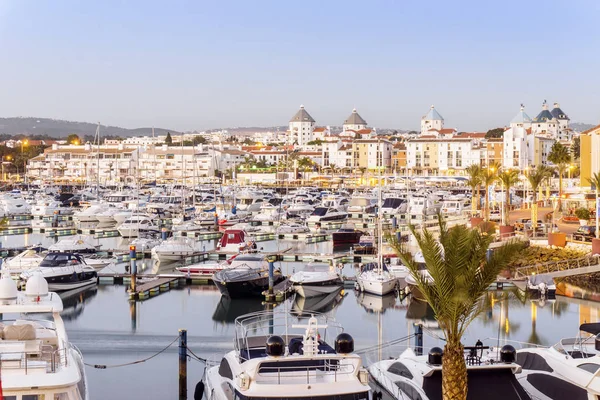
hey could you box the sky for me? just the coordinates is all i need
[1,0,600,132]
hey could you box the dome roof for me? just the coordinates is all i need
[533,110,554,123]
[511,106,532,124]
[423,105,444,121]
[289,105,315,123]
[551,103,569,120]
[343,108,367,126]
[0,271,18,301]
[25,271,49,298]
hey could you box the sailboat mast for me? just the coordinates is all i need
[377,138,383,273]
[95,123,100,193]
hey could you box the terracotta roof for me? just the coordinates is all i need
[438,128,457,134]
[581,124,600,135]
[298,151,321,156]
[45,147,136,154]
[338,145,352,151]
[313,127,327,132]
[456,132,486,139]
[408,138,473,143]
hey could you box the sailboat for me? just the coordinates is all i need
[355,147,398,296]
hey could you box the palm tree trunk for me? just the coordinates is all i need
[476,185,481,214]
[596,188,599,240]
[558,172,563,212]
[531,190,538,234]
[504,186,510,226]
[471,188,477,216]
[442,340,467,400]
[484,185,490,221]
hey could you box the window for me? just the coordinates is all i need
[218,358,234,379]
[578,363,600,373]
[388,362,413,379]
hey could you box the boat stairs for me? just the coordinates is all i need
[513,255,600,280]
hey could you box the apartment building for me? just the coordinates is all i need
[406,137,480,175]
[580,124,600,188]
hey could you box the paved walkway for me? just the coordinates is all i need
[508,207,580,235]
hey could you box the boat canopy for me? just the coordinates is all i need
[580,322,600,335]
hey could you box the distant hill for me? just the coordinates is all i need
[0,117,179,138]
[571,122,597,132]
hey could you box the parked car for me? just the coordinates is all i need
[573,225,597,242]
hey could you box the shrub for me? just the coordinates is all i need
[575,208,591,221]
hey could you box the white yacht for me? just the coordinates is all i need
[151,236,199,263]
[356,263,398,296]
[253,204,286,222]
[276,222,310,234]
[20,253,98,292]
[440,197,468,215]
[0,193,31,216]
[306,206,348,223]
[3,247,46,274]
[286,197,315,218]
[31,199,73,217]
[380,197,408,215]
[48,235,100,254]
[404,251,434,302]
[202,311,371,400]
[0,271,88,399]
[117,215,160,237]
[290,263,343,298]
[347,196,376,214]
[369,343,526,400]
[95,206,122,224]
[73,202,108,223]
[515,323,600,399]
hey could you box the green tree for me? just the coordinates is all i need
[527,165,553,232]
[587,172,600,239]
[496,169,520,226]
[388,216,522,400]
[307,139,323,146]
[66,134,81,145]
[165,132,173,145]
[192,136,207,145]
[548,141,572,211]
[465,164,482,216]
[481,162,500,221]
[572,137,581,160]
[485,128,504,139]
[242,138,256,145]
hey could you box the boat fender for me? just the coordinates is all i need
[194,381,204,400]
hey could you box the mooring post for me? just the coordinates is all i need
[267,256,275,298]
[179,329,187,400]
[130,245,137,292]
[414,324,423,356]
[161,227,168,241]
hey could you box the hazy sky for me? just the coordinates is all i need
[1,0,599,132]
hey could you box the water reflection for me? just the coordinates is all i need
[59,285,98,321]
[356,291,405,313]
[291,290,346,316]
[212,297,266,323]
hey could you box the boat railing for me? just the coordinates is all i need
[255,358,356,384]
[368,364,410,400]
[234,310,343,354]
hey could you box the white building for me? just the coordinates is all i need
[509,105,532,130]
[420,105,444,135]
[342,109,368,132]
[322,139,353,168]
[502,127,530,169]
[405,138,480,175]
[289,105,316,147]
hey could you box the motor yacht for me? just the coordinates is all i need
[515,322,600,399]
[3,246,46,274]
[380,197,408,215]
[526,273,556,298]
[368,342,527,400]
[151,236,199,263]
[20,253,97,292]
[117,214,160,237]
[48,235,100,254]
[253,204,286,222]
[0,193,31,216]
[332,223,364,248]
[130,236,162,251]
[216,229,251,253]
[404,251,434,302]
[31,199,73,217]
[212,254,285,298]
[276,222,310,234]
[177,261,226,280]
[307,206,348,223]
[286,197,315,218]
[201,311,371,399]
[73,202,109,223]
[347,196,377,214]
[0,271,89,399]
[95,206,123,225]
[290,262,343,298]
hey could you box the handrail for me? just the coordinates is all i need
[256,359,356,384]
[514,255,600,279]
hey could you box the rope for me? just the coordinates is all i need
[84,336,179,369]
[184,344,208,363]
[355,334,416,354]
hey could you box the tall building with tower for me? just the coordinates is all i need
[289,105,316,146]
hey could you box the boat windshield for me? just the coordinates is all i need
[40,253,83,267]
[382,198,404,208]
[312,207,329,216]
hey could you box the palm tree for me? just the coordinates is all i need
[526,165,553,232]
[465,164,482,217]
[388,216,522,400]
[496,169,520,226]
[587,172,600,239]
[481,162,500,221]
[548,142,572,211]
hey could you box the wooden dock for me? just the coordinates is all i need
[264,278,294,302]
[128,276,181,300]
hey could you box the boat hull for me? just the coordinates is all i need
[213,274,285,298]
[356,276,397,296]
[293,279,343,298]
[332,231,362,247]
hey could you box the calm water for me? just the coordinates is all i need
[2,233,600,399]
